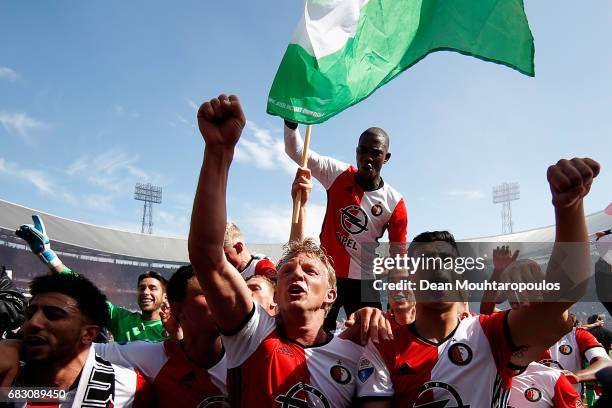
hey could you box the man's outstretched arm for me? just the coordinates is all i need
[508,157,600,365]
[189,94,253,333]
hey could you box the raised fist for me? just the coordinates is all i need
[547,158,600,209]
[197,94,245,148]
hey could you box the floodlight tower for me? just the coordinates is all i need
[134,183,162,234]
[492,182,520,234]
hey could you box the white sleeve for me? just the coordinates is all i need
[220,303,276,368]
[585,346,610,362]
[93,341,167,382]
[284,124,349,189]
[356,340,394,399]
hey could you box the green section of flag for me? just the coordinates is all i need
[268,0,534,124]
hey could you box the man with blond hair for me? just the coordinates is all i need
[224,222,276,279]
[189,94,389,407]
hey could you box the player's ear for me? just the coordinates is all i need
[234,242,244,254]
[384,152,391,163]
[324,288,337,307]
[81,325,101,345]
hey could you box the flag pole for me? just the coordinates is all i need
[292,124,312,225]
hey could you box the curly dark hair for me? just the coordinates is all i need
[30,273,109,328]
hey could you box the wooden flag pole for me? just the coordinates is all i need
[292,124,312,224]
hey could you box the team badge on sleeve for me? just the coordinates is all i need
[448,343,473,366]
[357,357,374,383]
[559,344,573,355]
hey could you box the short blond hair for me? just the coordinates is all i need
[276,238,337,291]
[224,223,244,247]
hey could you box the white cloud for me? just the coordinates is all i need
[0,111,45,142]
[446,190,485,200]
[66,149,157,194]
[0,157,77,206]
[234,121,296,175]
[0,67,18,80]
[186,98,199,112]
[241,201,326,243]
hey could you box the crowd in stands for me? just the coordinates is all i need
[0,93,611,407]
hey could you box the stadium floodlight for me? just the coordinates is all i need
[492,182,520,234]
[134,183,162,234]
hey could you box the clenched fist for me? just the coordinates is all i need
[547,158,600,209]
[197,94,246,148]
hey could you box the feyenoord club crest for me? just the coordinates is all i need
[448,343,473,366]
[414,381,470,408]
[340,205,369,234]
[371,203,383,217]
[524,387,542,402]
[559,344,573,355]
[330,362,352,384]
[275,382,330,408]
[197,396,230,407]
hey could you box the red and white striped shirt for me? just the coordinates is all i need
[285,126,407,280]
[357,311,518,407]
[508,363,582,408]
[221,304,363,407]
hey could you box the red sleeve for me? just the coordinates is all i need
[388,198,408,253]
[575,328,603,358]
[480,311,522,387]
[552,374,582,408]
[254,259,277,279]
[133,368,156,408]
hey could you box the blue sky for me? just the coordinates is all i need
[1,0,610,244]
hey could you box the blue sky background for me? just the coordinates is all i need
[1,0,610,244]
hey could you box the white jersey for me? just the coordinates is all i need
[12,344,151,408]
[508,363,582,408]
[221,303,364,407]
[94,340,227,407]
[540,327,609,393]
[285,125,408,280]
[357,312,517,407]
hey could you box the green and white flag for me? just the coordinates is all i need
[268,0,534,124]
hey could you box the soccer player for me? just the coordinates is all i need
[16,215,169,342]
[92,265,228,407]
[189,94,389,407]
[224,222,277,279]
[508,362,581,408]
[357,157,600,407]
[0,273,152,407]
[246,274,277,316]
[284,119,408,331]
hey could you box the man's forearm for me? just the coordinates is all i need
[189,146,234,267]
[574,357,612,383]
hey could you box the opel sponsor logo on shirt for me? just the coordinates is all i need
[197,396,230,407]
[275,382,330,408]
[340,205,369,234]
[447,343,473,366]
[414,381,470,408]
[559,344,573,355]
[524,387,542,402]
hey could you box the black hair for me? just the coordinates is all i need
[29,273,109,328]
[137,271,167,289]
[408,231,459,258]
[166,265,194,303]
[359,127,389,149]
[588,314,602,324]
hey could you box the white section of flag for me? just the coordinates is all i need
[290,0,370,59]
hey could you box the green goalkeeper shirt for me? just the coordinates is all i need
[60,265,168,342]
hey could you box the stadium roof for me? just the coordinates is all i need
[0,199,610,262]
